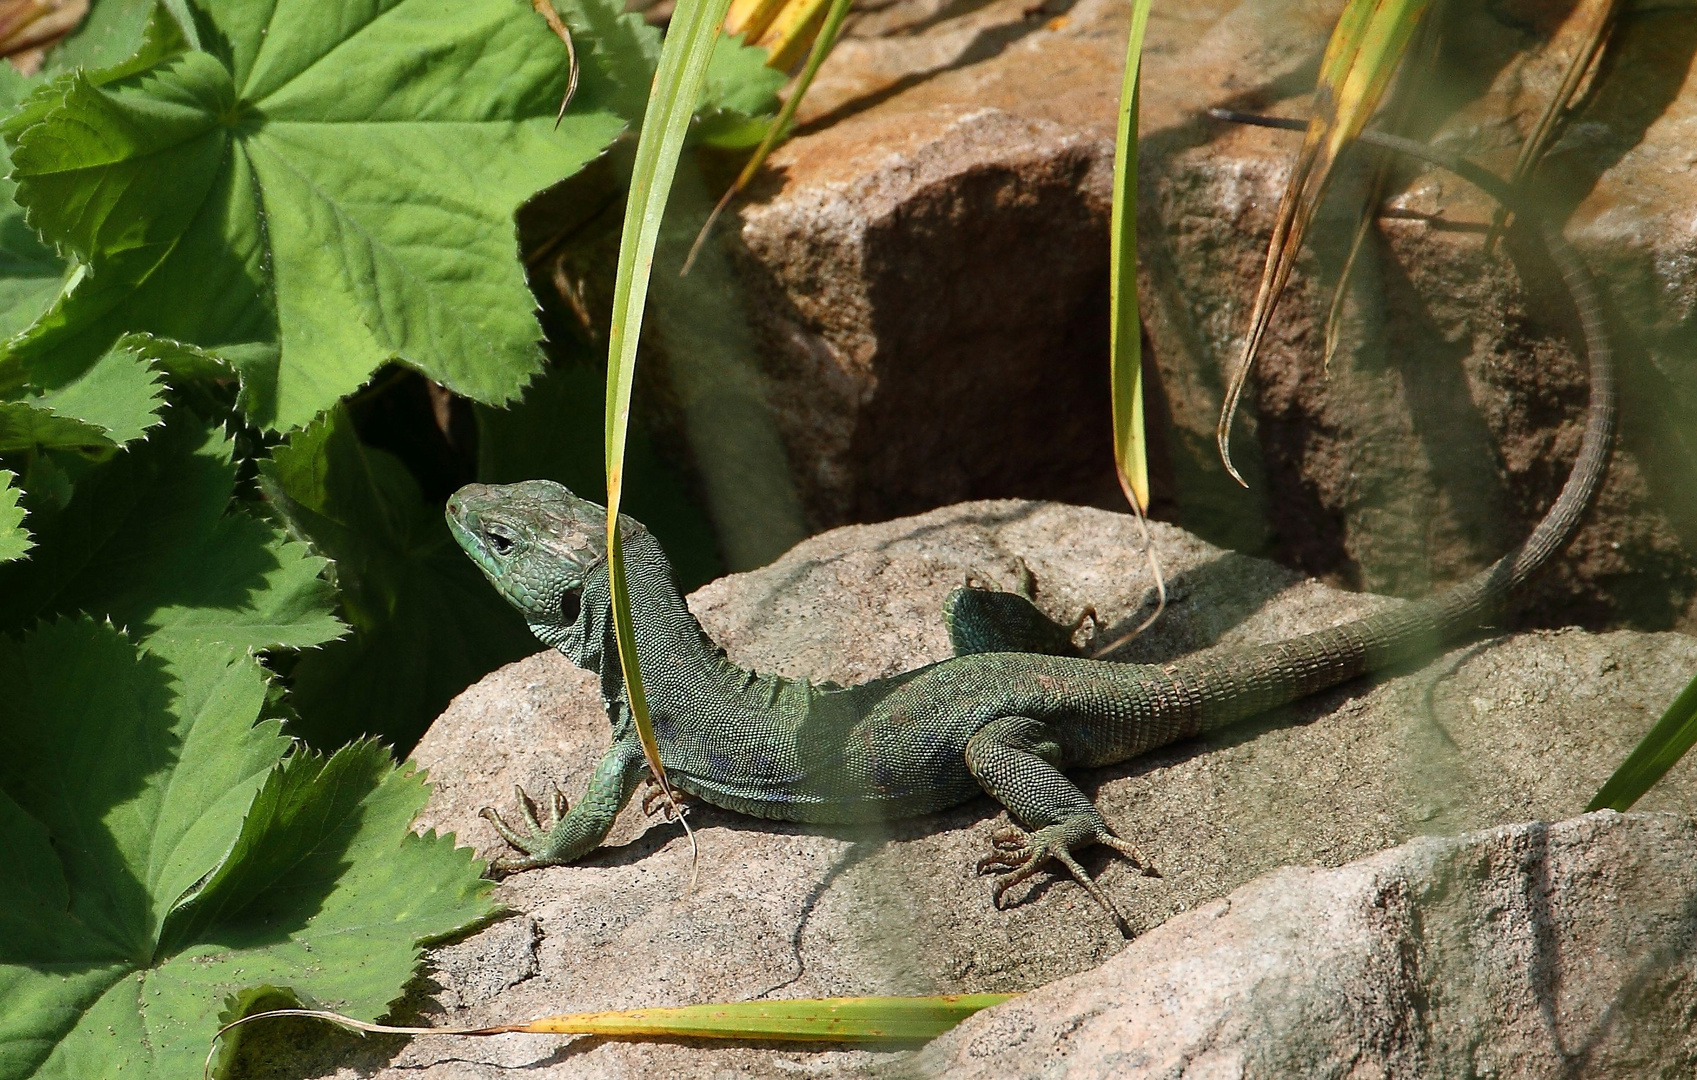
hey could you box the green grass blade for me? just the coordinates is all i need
[1109,0,1152,510]
[517,994,1017,1041]
[606,0,737,793]
[1589,671,1697,812]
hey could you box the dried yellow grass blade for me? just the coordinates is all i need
[683,0,853,273]
[207,995,1018,1074]
[725,0,788,42]
[1489,0,1622,244]
[756,0,831,71]
[1216,0,1433,484]
[515,994,1017,1040]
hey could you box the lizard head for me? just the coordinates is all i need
[446,480,608,632]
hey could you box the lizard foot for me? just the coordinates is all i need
[480,782,570,876]
[975,817,1158,936]
[639,775,693,820]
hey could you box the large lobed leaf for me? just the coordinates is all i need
[0,618,495,1080]
[0,415,344,660]
[3,0,636,431]
[261,406,538,752]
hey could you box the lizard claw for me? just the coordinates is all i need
[639,776,692,819]
[479,781,572,875]
[975,817,1157,936]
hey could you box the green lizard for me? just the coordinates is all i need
[447,131,1614,933]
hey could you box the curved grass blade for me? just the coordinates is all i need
[209,994,1018,1073]
[1321,11,1437,367]
[1588,671,1697,812]
[1216,0,1433,484]
[606,0,737,827]
[1091,0,1170,655]
[1110,0,1152,511]
[1487,0,1622,247]
[684,0,853,273]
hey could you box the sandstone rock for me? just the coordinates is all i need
[264,501,1697,1079]
[709,0,1697,628]
[914,811,1697,1079]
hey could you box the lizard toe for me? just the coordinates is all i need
[978,817,1140,936]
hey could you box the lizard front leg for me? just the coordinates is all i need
[481,736,646,874]
[964,715,1155,935]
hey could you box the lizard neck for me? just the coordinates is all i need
[541,526,795,734]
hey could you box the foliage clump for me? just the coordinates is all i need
[0,0,779,1073]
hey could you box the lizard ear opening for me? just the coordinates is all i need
[560,590,581,625]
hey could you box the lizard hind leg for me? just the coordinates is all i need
[944,561,1092,658]
[964,715,1155,936]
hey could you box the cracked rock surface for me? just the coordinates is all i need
[258,500,1697,1079]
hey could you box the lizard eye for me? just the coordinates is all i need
[483,524,517,556]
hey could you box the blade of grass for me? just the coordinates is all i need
[1216,0,1433,484]
[1588,671,1697,812]
[531,0,581,126]
[208,994,1019,1072]
[606,0,738,841]
[1487,0,1622,247]
[1109,0,1153,511]
[1321,8,1438,368]
[683,0,853,273]
[1092,0,1167,656]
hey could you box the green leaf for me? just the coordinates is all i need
[1589,669,1697,812]
[42,0,188,75]
[692,33,784,147]
[605,0,738,804]
[0,338,168,452]
[554,0,661,123]
[0,619,494,1080]
[0,416,344,659]
[0,66,70,345]
[261,406,538,752]
[0,470,30,562]
[6,0,634,431]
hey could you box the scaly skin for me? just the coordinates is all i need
[447,138,1614,934]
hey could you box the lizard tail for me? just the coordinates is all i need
[1171,127,1616,733]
